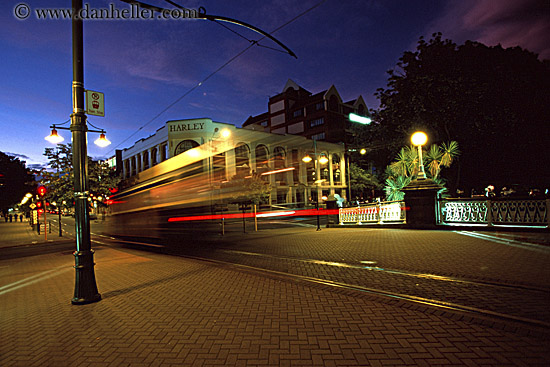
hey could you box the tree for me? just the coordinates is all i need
[40,144,120,212]
[41,145,73,212]
[384,141,459,200]
[0,152,36,212]
[222,171,271,206]
[371,33,550,192]
[349,162,380,201]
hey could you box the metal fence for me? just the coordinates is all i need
[439,198,549,227]
[339,198,549,228]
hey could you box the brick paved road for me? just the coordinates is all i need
[2,245,549,366]
[159,227,550,330]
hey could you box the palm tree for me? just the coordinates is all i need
[389,146,418,177]
[424,141,460,179]
[384,141,460,200]
[384,175,412,201]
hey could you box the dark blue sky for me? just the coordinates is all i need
[1,0,548,168]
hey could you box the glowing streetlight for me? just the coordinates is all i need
[411,131,428,180]
[94,132,111,147]
[46,125,111,148]
[45,128,65,144]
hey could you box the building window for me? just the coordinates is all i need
[293,109,303,118]
[310,132,326,141]
[151,148,158,166]
[235,144,250,176]
[212,152,226,181]
[260,121,268,127]
[315,102,324,111]
[332,154,341,184]
[273,146,286,183]
[174,139,199,155]
[143,151,149,170]
[160,144,168,161]
[310,118,324,127]
[175,140,203,174]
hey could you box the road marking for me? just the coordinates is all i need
[455,231,550,254]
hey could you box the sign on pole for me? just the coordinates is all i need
[86,90,105,117]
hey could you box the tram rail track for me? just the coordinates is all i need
[94,236,550,336]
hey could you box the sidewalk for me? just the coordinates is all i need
[1,223,549,366]
[0,219,72,248]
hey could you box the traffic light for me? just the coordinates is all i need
[36,201,42,208]
[38,186,47,197]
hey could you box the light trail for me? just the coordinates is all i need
[455,231,550,254]
[0,265,72,296]
[167,208,340,222]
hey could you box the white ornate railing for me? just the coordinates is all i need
[439,198,549,227]
[339,201,406,224]
[338,198,549,228]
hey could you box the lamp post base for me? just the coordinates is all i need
[71,250,101,305]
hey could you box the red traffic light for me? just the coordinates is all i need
[38,186,47,197]
[36,201,42,208]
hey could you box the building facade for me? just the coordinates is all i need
[117,118,348,207]
[242,79,369,145]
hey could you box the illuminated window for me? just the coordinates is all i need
[255,145,269,177]
[332,154,341,184]
[273,146,286,183]
[235,144,250,176]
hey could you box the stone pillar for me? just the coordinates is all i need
[402,178,442,228]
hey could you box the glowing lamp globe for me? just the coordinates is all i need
[411,131,428,146]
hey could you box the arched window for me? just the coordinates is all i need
[174,139,203,174]
[151,148,158,166]
[143,151,149,170]
[273,146,286,183]
[235,144,250,176]
[174,139,199,155]
[255,145,269,175]
[332,153,341,184]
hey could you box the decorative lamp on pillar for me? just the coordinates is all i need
[411,131,427,180]
[403,131,441,228]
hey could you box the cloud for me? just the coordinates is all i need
[426,0,550,59]
[5,152,30,160]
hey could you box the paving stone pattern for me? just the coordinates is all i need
[2,245,549,366]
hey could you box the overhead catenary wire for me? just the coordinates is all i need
[106,0,326,156]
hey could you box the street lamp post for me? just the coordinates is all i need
[70,0,100,305]
[411,131,428,180]
[302,139,326,231]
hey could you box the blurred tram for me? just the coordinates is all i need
[104,143,241,245]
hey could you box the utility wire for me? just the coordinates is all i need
[106,0,326,155]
